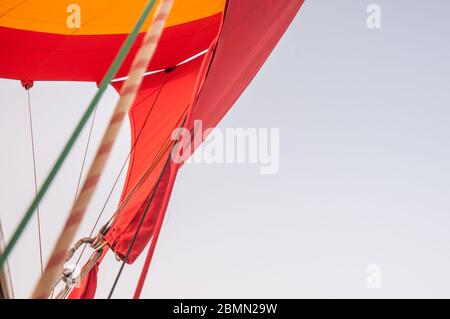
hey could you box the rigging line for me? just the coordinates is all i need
[70,137,172,295]
[73,133,175,270]
[0,219,15,299]
[111,48,208,83]
[102,111,187,233]
[72,104,99,206]
[106,173,164,298]
[63,102,99,290]
[32,0,172,299]
[83,89,191,266]
[133,166,173,299]
[107,116,185,299]
[67,96,187,298]
[73,73,170,268]
[105,106,189,227]
[106,138,171,226]
[104,92,190,225]
[0,0,158,271]
[26,89,44,275]
[84,91,187,251]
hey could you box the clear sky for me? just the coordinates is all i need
[1,0,450,298]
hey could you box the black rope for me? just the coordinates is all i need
[107,112,186,299]
[72,103,98,207]
[107,151,173,299]
[74,72,170,268]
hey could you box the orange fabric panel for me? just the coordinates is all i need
[0,0,225,35]
[0,13,222,82]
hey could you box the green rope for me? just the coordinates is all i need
[0,0,157,270]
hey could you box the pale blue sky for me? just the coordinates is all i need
[1,1,450,298]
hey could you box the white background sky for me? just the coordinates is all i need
[1,1,450,298]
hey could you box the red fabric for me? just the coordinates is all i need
[109,0,303,267]
[0,13,221,82]
[133,159,178,299]
[67,248,108,299]
[53,0,303,298]
[109,0,304,297]
[67,263,98,299]
[189,0,304,133]
[105,56,206,263]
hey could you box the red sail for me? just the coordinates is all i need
[105,0,304,283]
